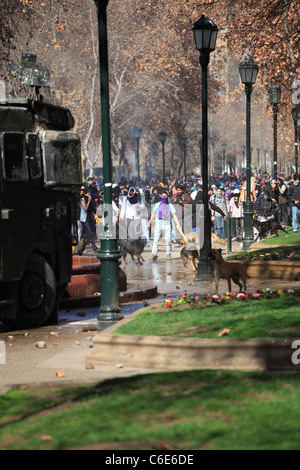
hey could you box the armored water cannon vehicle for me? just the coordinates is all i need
[0,53,83,328]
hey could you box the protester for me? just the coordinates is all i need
[119,186,147,240]
[79,188,99,252]
[289,174,300,233]
[210,186,228,239]
[229,188,243,241]
[278,180,289,227]
[77,166,297,256]
[170,184,192,242]
[147,191,182,260]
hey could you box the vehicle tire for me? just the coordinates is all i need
[16,254,56,328]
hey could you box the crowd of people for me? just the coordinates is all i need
[75,171,300,258]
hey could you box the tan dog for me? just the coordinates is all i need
[179,231,227,249]
[208,248,249,293]
[72,234,90,256]
[180,246,200,271]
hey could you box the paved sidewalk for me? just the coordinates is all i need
[0,308,157,396]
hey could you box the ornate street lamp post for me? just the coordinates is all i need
[242,145,245,170]
[159,131,167,184]
[193,14,218,276]
[264,149,267,174]
[133,126,142,182]
[233,144,237,173]
[292,106,299,174]
[269,84,281,180]
[222,142,226,174]
[94,0,123,330]
[180,136,187,182]
[238,57,259,251]
[257,148,260,174]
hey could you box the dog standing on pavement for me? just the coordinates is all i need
[180,245,200,271]
[118,237,146,265]
[208,248,249,293]
[72,234,90,256]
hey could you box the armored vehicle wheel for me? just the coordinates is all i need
[16,254,56,328]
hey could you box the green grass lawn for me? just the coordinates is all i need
[257,226,300,247]
[2,296,300,450]
[114,295,300,339]
[229,227,300,261]
[2,370,300,450]
[1,226,299,450]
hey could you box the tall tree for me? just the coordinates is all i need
[2,0,298,175]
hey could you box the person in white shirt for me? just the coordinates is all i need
[229,188,244,241]
[79,188,99,252]
[147,192,182,261]
[119,187,146,240]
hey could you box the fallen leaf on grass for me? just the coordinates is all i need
[218,328,231,337]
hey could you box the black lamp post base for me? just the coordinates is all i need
[97,238,123,332]
[242,238,253,251]
[242,202,254,252]
[97,310,124,332]
[197,259,214,280]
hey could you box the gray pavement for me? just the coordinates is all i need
[1,239,300,395]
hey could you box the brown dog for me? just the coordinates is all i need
[72,234,90,256]
[208,248,249,293]
[180,246,200,271]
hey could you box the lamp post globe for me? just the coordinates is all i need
[269,84,281,104]
[238,58,259,86]
[180,135,187,146]
[238,57,259,251]
[159,131,167,143]
[193,14,218,277]
[193,14,218,53]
